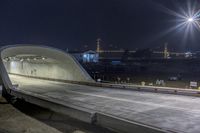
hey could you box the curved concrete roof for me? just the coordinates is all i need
[0,45,94,91]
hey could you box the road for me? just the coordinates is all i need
[9,74,200,133]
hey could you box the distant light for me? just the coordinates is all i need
[20,59,24,62]
[83,54,87,58]
[188,18,194,22]
[185,51,193,58]
[42,57,46,60]
[27,58,30,61]
[34,58,37,60]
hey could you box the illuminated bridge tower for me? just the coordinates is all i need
[96,38,101,53]
[164,43,170,59]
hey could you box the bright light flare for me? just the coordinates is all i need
[188,17,194,22]
[150,1,200,46]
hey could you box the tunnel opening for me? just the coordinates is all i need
[3,54,74,81]
[0,45,93,92]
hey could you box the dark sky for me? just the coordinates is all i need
[0,0,200,51]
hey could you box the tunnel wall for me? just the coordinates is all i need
[0,45,94,92]
[5,60,80,81]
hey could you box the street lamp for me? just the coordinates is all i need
[158,1,200,36]
[188,17,194,22]
[185,16,200,30]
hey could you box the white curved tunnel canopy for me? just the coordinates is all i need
[0,45,93,90]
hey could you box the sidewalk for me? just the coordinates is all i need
[0,96,62,133]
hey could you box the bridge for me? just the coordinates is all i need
[1,45,200,133]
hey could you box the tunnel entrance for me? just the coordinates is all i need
[0,45,93,92]
[3,54,72,81]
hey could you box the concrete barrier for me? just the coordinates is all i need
[10,88,96,123]
[95,113,168,133]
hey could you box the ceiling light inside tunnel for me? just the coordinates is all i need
[42,57,46,60]
[20,59,24,62]
[3,58,9,62]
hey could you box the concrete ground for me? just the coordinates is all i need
[0,95,62,133]
[9,74,200,133]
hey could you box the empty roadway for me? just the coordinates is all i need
[9,74,200,133]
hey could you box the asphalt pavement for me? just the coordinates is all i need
[9,74,200,133]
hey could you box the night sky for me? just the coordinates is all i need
[0,0,200,52]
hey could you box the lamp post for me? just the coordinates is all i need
[188,17,194,22]
[186,17,200,27]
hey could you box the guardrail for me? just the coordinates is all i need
[95,113,170,133]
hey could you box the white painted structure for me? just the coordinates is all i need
[0,45,94,91]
